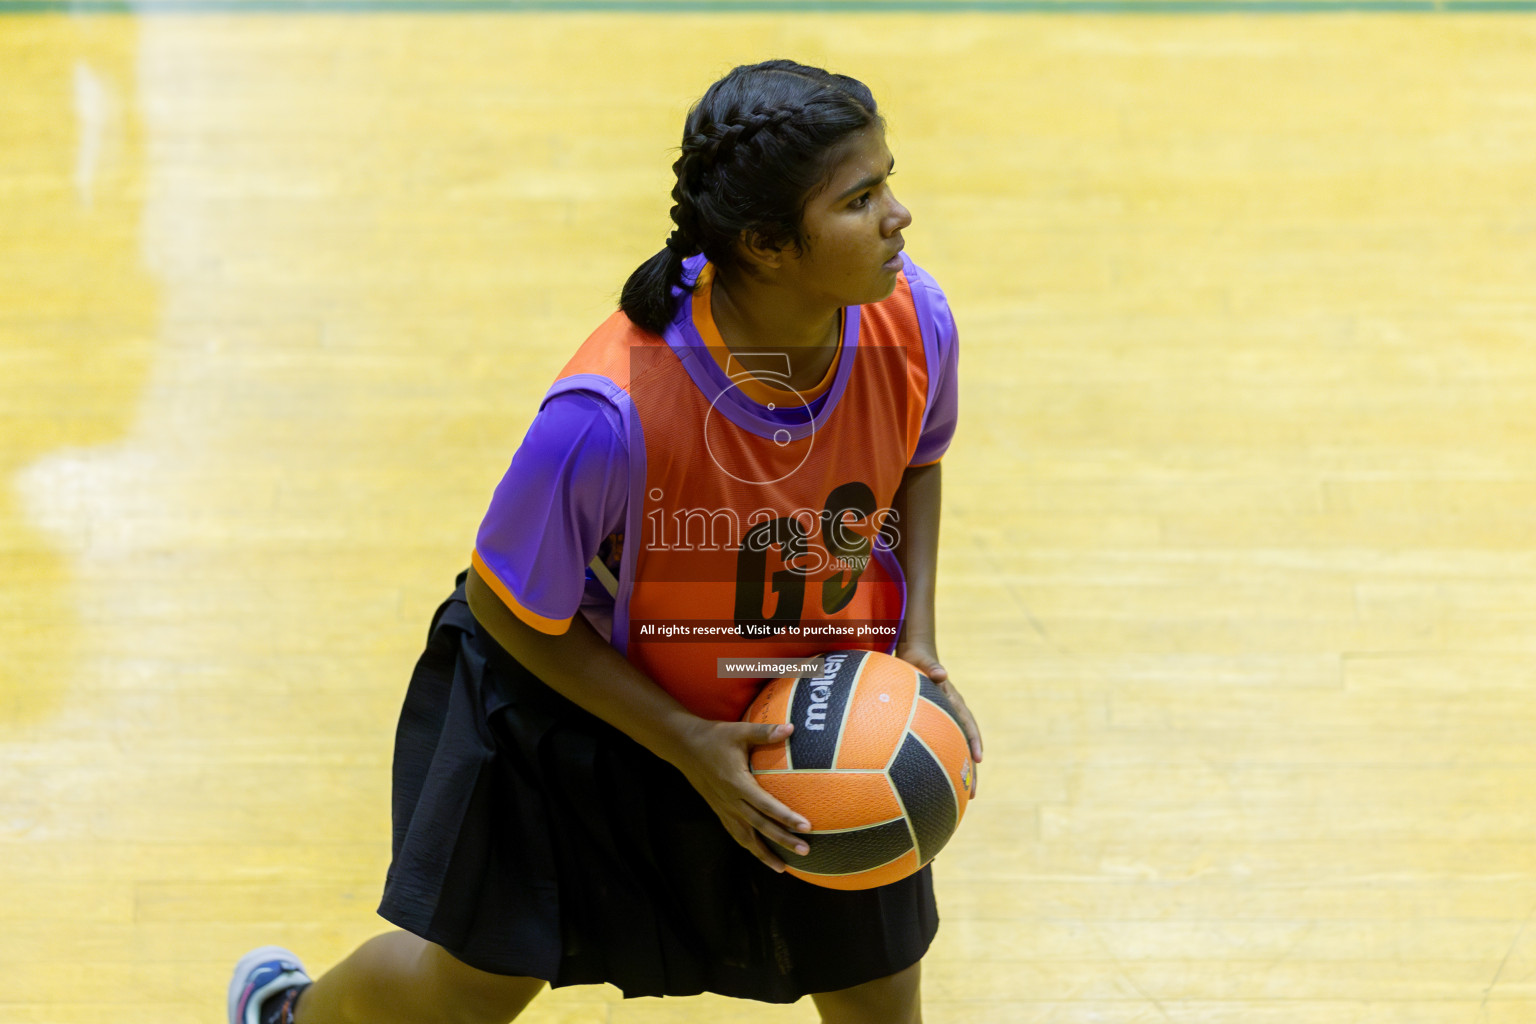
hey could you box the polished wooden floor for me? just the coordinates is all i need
[5,10,1536,1023]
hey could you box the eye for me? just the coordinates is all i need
[850,171,893,211]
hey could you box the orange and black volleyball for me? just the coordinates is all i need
[744,649,976,890]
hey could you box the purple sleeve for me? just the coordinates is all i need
[910,279,959,467]
[473,389,628,630]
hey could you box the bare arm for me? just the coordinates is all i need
[889,462,985,773]
[465,565,811,869]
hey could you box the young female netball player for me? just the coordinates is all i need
[229,58,981,1024]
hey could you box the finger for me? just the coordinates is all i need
[738,721,794,748]
[959,706,983,763]
[744,804,810,856]
[747,832,790,873]
[741,780,811,834]
[942,681,984,762]
[897,650,946,682]
[712,810,792,872]
[740,822,798,872]
[939,697,983,793]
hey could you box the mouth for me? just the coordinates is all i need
[882,244,905,270]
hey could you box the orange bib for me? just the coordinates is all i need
[549,267,934,721]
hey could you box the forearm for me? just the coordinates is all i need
[891,461,942,650]
[465,563,812,866]
[465,565,701,767]
[888,461,982,765]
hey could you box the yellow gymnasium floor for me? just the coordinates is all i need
[5,8,1536,1023]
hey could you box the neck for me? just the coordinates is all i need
[710,266,840,389]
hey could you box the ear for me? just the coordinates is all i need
[736,229,790,272]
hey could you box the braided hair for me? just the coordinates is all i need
[620,60,883,334]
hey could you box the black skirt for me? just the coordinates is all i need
[376,572,939,1003]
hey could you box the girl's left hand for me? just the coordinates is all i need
[895,642,983,797]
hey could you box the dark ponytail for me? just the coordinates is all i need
[620,228,696,337]
[619,59,882,334]
[620,246,688,338]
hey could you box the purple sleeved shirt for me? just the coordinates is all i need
[474,261,960,632]
[907,265,960,466]
[473,389,630,633]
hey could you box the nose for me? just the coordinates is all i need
[885,190,912,235]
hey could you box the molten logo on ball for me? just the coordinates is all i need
[801,651,850,731]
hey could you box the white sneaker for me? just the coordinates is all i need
[227,946,311,1024]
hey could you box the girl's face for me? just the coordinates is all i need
[777,126,912,308]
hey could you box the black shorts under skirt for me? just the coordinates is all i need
[376,573,939,1003]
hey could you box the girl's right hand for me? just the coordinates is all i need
[466,567,812,870]
[670,719,812,873]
